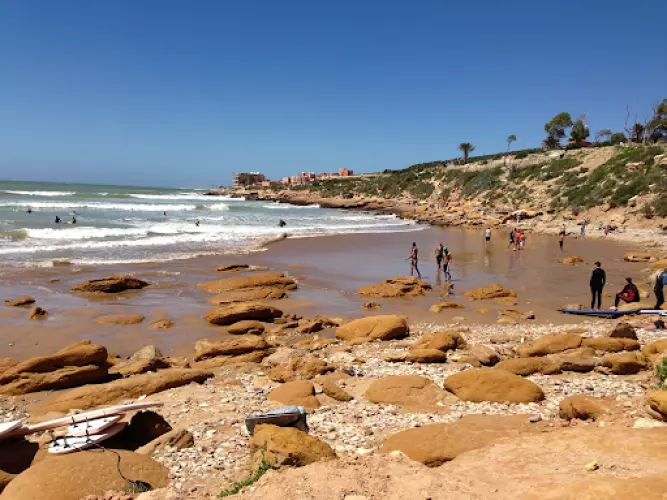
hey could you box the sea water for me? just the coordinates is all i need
[0,180,417,267]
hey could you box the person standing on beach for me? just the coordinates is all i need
[508,228,515,249]
[580,218,587,238]
[406,242,421,279]
[558,225,566,251]
[519,231,526,249]
[485,228,491,243]
[443,249,452,281]
[434,243,445,273]
[654,267,667,310]
[589,261,606,310]
[514,230,522,251]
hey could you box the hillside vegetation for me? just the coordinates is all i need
[298,145,667,217]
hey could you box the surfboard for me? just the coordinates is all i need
[561,309,639,318]
[67,415,122,437]
[0,419,25,439]
[638,310,667,316]
[48,422,127,455]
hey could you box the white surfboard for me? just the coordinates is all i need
[67,415,122,437]
[0,419,25,439]
[48,422,127,455]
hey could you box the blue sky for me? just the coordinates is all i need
[1,0,665,187]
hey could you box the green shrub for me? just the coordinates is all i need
[657,358,667,388]
[219,452,272,497]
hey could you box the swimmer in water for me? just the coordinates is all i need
[278,219,286,228]
[27,208,32,214]
[195,219,200,226]
[55,216,61,224]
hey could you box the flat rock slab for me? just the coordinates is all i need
[72,275,149,293]
[205,302,283,325]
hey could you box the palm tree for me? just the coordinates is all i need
[459,143,475,163]
[506,135,517,153]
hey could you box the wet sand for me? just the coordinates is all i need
[0,224,650,360]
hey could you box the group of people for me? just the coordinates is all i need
[54,215,76,224]
[589,261,667,311]
[508,228,526,250]
[405,242,452,281]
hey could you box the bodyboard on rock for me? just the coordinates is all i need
[49,422,127,454]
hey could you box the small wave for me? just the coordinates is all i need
[199,203,230,211]
[3,190,75,196]
[97,192,109,196]
[25,227,148,240]
[0,201,198,212]
[128,192,208,200]
[0,229,28,241]
[263,203,320,209]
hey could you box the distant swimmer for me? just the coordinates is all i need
[278,219,286,228]
[163,211,167,216]
[26,208,32,214]
[195,219,200,226]
[71,216,77,224]
[406,242,421,280]
[55,216,61,224]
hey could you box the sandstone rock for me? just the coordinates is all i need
[136,428,194,455]
[429,302,464,312]
[494,357,545,376]
[0,358,17,377]
[381,414,541,466]
[405,349,448,363]
[217,263,250,272]
[27,307,47,320]
[250,424,336,468]
[0,450,168,500]
[412,331,466,352]
[648,391,667,420]
[267,358,334,382]
[649,259,667,269]
[496,317,518,325]
[198,272,297,293]
[554,354,600,373]
[643,339,667,357]
[444,368,544,403]
[464,284,517,301]
[109,358,170,377]
[495,296,519,306]
[193,350,270,369]
[0,365,109,396]
[296,319,325,334]
[96,313,145,325]
[559,395,605,420]
[205,302,282,325]
[209,287,288,304]
[582,337,640,352]
[130,345,163,361]
[320,379,353,402]
[228,320,265,335]
[559,256,585,264]
[618,300,654,311]
[261,347,301,370]
[517,333,582,357]
[609,322,638,340]
[4,296,35,307]
[336,315,408,342]
[268,380,320,409]
[39,369,213,413]
[467,345,499,366]
[357,277,431,298]
[473,308,490,314]
[365,375,453,407]
[194,336,269,361]
[624,252,658,262]
[362,301,381,310]
[150,319,174,329]
[602,352,647,374]
[72,276,149,293]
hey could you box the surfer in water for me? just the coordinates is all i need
[195,219,200,227]
[71,216,77,224]
[278,219,286,228]
[26,208,32,214]
[406,242,421,279]
[54,216,61,224]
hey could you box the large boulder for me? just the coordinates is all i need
[249,425,336,468]
[0,342,109,395]
[559,395,605,420]
[643,339,667,358]
[624,252,658,262]
[381,414,541,466]
[4,296,35,307]
[204,302,282,325]
[96,313,145,325]
[357,277,431,298]
[517,333,582,357]
[602,352,648,374]
[648,391,667,420]
[268,380,320,409]
[227,320,265,335]
[194,336,269,361]
[72,275,149,293]
[463,284,517,301]
[444,368,544,403]
[582,337,640,352]
[0,450,168,500]
[208,287,288,305]
[39,368,213,413]
[467,345,500,366]
[495,357,546,376]
[412,331,466,352]
[405,349,448,363]
[365,375,453,407]
[197,272,297,293]
[266,358,334,382]
[429,302,464,312]
[336,315,408,343]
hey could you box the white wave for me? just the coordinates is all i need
[25,227,148,240]
[1,201,197,212]
[263,203,320,209]
[128,192,208,200]
[97,192,109,196]
[3,190,75,196]
[202,203,230,211]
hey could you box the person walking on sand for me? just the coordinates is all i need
[443,249,452,281]
[613,277,640,310]
[654,267,667,310]
[514,230,522,251]
[508,228,516,249]
[485,228,491,243]
[590,261,606,310]
[519,231,526,249]
[406,242,421,279]
[434,243,445,273]
[559,225,566,251]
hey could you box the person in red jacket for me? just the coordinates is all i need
[614,277,640,309]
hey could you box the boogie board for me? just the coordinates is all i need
[561,309,640,318]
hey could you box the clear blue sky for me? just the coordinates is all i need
[1,0,665,187]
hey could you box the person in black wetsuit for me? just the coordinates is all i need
[589,261,606,310]
[614,277,640,309]
[55,216,61,224]
[278,219,286,228]
[655,267,667,310]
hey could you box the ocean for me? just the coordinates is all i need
[0,180,417,267]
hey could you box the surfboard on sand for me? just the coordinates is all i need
[68,415,122,437]
[561,309,640,318]
[49,422,127,455]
